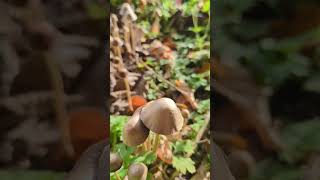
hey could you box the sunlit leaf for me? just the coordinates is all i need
[172,156,196,174]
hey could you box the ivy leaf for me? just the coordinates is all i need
[172,156,196,174]
[174,140,194,155]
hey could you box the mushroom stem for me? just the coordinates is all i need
[143,142,148,152]
[152,134,160,153]
[115,172,121,180]
[124,78,134,112]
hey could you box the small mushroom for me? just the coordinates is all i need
[110,152,123,180]
[110,152,123,172]
[140,97,184,135]
[127,163,148,180]
[119,3,137,22]
[123,107,150,146]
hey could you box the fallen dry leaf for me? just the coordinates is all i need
[156,139,173,164]
[175,80,198,110]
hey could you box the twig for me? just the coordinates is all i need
[195,112,210,144]
[137,60,177,88]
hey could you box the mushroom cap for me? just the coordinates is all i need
[123,107,150,146]
[119,3,137,21]
[140,98,184,135]
[127,163,148,180]
[110,152,123,172]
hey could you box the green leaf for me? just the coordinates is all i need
[280,119,320,163]
[110,116,128,146]
[174,140,195,155]
[202,0,210,13]
[172,156,196,174]
[110,116,128,132]
[116,144,135,167]
[197,99,210,114]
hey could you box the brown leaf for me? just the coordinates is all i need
[149,40,174,60]
[151,16,160,35]
[156,140,173,164]
[163,37,176,50]
[175,80,198,109]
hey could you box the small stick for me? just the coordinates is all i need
[153,134,160,153]
[123,78,133,112]
[143,141,148,152]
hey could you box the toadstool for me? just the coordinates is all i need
[122,97,184,152]
[140,97,184,152]
[123,107,150,147]
[110,152,123,180]
[127,162,148,180]
[140,97,183,135]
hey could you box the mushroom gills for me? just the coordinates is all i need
[127,163,148,180]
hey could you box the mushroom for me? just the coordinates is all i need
[110,152,123,180]
[123,107,150,146]
[110,152,123,172]
[140,97,184,152]
[119,3,137,22]
[127,163,148,180]
[122,98,184,152]
[140,98,184,135]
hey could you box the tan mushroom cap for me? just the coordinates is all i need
[110,152,123,172]
[123,107,150,146]
[127,163,148,180]
[140,97,184,135]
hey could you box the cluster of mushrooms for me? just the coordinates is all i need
[110,97,184,180]
[111,152,148,180]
